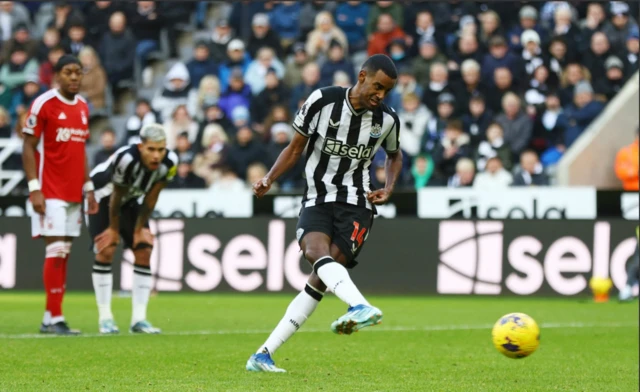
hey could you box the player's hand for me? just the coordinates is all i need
[252,176,272,198]
[367,188,391,205]
[30,190,46,215]
[86,191,99,215]
[133,228,154,248]
[95,228,119,253]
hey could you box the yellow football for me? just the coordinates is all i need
[492,313,540,359]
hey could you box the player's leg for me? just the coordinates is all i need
[619,240,639,301]
[124,202,160,334]
[326,203,381,335]
[88,197,120,333]
[33,199,80,335]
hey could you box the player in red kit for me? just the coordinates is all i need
[22,55,99,335]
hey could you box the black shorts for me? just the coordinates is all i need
[87,197,150,253]
[296,202,375,269]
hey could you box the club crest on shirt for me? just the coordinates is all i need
[370,123,382,138]
[26,114,37,128]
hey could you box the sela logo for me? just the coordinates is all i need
[446,197,566,219]
[322,137,372,159]
[437,221,638,296]
[0,234,16,289]
[56,128,88,142]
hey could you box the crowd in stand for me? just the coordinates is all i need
[1,1,638,194]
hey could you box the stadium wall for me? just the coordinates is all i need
[557,71,640,188]
[1,217,636,297]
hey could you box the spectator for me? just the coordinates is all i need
[226,126,269,180]
[385,65,423,111]
[36,2,84,38]
[447,33,483,74]
[246,13,283,59]
[189,75,221,121]
[432,119,473,181]
[284,42,310,88]
[530,93,568,156]
[411,35,447,87]
[100,11,136,89]
[152,62,192,122]
[406,10,445,59]
[123,98,158,146]
[167,157,207,189]
[334,1,369,54]
[0,23,37,64]
[8,74,44,127]
[299,1,336,40]
[594,56,627,102]
[563,81,605,147]
[481,35,525,89]
[508,5,547,53]
[544,37,571,85]
[218,68,252,120]
[332,71,352,88]
[387,38,409,69]
[462,92,493,147]
[520,30,545,78]
[475,122,513,172]
[582,32,613,82]
[269,1,301,49]
[624,27,639,77]
[186,41,218,89]
[448,157,475,188]
[495,92,533,157]
[61,16,88,56]
[367,13,404,57]
[366,1,403,37]
[550,6,583,53]
[290,62,321,113]
[398,92,430,158]
[524,64,553,109]
[35,26,60,63]
[244,47,285,96]
[192,123,230,185]
[246,162,275,192]
[207,19,234,64]
[84,1,120,49]
[218,39,252,92]
[130,1,164,67]
[251,68,290,127]
[266,122,303,190]
[512,150,549,186]
[0,1,31,42]
[93,128,117,167]
[614,128,639,190]
[78,46,107,112]
[174,132,195,164]
[458,59,488,116]
[230,106,251,131]
[38,45,64,88]
[320,39,355,87]
[558,63,590,107]
[195,102,235,148]
[210,166,246,192]
[306,11,348,59]
[262,104,292,142]
[163,105,199,150]
[473,156,513,189]
[602,2,638,54]
[0,44,38,90]
[580,2,607,45]
[0,81,12,113]
[421,92,456,155]
[478,10,504,48]
[421,62,463,115]
[411,154,435,189]
[487,67,516,114]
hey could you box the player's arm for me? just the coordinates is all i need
[108,183,127,231]
[22,133,46,214]
[368,114,402,205]
[254,132,308,197]
[84,154,98,214]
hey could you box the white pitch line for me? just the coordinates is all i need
[0,322,636,340]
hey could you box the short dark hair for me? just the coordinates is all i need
[54,54,81,72]
[361,54,397,80]
[446,119,464,132]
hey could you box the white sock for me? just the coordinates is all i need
[131,265,153,325]
[314,256,370,307]
[257,284,324,355]
[92,261,114,322]
[42,311,51,325]
[51,315,65,324]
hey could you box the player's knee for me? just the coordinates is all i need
[97,245,116,262]
[304,246,331,265]
[307,273,327,293]
[133,247,152,266]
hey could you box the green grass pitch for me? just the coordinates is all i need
[0,293,637,391]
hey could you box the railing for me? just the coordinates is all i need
[0,139,24,196]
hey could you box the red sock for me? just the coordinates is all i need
[43,242,67,319]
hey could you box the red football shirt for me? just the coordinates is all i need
[22,89,90,203]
